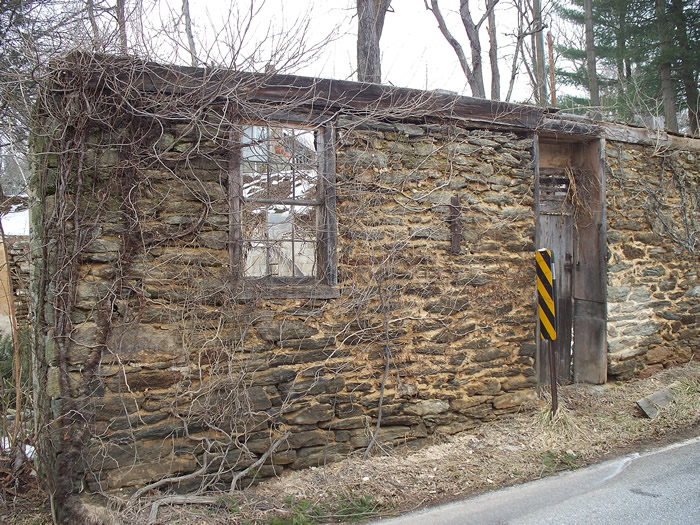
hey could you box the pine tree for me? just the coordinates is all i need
[556,0,698,134]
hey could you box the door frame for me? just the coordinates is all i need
[534,134,607,386]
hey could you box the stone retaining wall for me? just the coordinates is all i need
[606,142,699,379]
[35,112,539,495]
[31,62,699,505]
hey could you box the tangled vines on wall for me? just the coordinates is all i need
[30,53,540,522]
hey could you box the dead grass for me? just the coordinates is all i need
[6,363,700,524]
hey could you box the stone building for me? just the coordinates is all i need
[29,54,699,516]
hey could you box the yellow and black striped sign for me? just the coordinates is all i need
[536,249,556,340]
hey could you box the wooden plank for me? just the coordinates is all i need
[600,121,700,152]
[228,125,242,281]
[318,121,338,287]
[536,136,576,386]
[62,52,543,130]
[233,284,340,301]
[533,136,547,391]
[572,138,607,384]
[541,112,700,152]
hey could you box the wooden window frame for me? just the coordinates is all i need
[229,121,338,299]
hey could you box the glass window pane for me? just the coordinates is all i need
[244,242,268,277]
[240,125,320,279]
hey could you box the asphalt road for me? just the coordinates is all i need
[371,435,700,525]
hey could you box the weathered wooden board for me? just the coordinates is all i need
[60,52,543,130]
[572,139,607,384]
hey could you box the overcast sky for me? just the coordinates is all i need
[2,0,571,236]
[160,0,565,104]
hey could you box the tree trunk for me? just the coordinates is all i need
[425,0,475,95]
[459,0,486,98]
[656,0,678,132]
[547,32,556,107]
[670,0,699,135]
[116,0,127,54]
[182,0,198,67]
[584,0,600,111]
[86,0,99,43]
[357,0,391,83]
[534,0,547,106]
[487,1,499,100]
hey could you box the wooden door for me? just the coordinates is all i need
[536,167,575,384]
[534,137,607,387]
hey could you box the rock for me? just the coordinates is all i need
[404,399,449,416]
[451,395,490,412]
[685,285,700,298]
[105,369,182,393]
[607,286,630,302]
[286,430,330,449]
[283,404,334,425]
[278,377,345,398]
[107,412,168,431]
[622,322,660,337]
[199,230,228,250]
[645,346,675,365]
[519,343,536,357]
[246,386,272,411]
[501,376,537,392]
[107,456,196,488]
[328,416,370,430]
[472,348,510,363]
[466,378,501,395]
[435,419,478,435]
[290,443,353,470]
[377,426,413,443]
[636,386,675,419]
[492,390,537,409]
[251,368,298,386]
[256,320,319,342]
[409,226,450,241]
[423,296,470,314]
[85,438,173,470]
[105,324,184,365]
[395,123,425,136]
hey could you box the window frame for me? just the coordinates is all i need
[228,120,338,299]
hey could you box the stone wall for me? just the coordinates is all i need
[6,236,30,327]
[34,110,539,496]
[606,142,700,379]
[0,236,30,337]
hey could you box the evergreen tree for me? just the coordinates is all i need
[556,0,699,134]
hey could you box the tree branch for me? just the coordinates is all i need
[424,0,476,93]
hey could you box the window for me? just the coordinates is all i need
[230,122,337,298]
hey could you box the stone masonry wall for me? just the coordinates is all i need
[606,142,700,379]
[5,236,31,327]
[35,111,538,496]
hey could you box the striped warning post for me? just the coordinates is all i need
[536,249,556,340]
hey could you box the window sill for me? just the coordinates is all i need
[233,282,340,300]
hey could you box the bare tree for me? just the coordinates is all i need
[357,0,392,83]
[182,0,198,66]
[533,0,547,106]
[584,0,600,113]
[116,0,127,53]
[487,5,499,99]
[424,0,499,99]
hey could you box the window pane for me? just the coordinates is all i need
[240,124,320,279]
[243,240,316,278]
[241,126,318,202]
